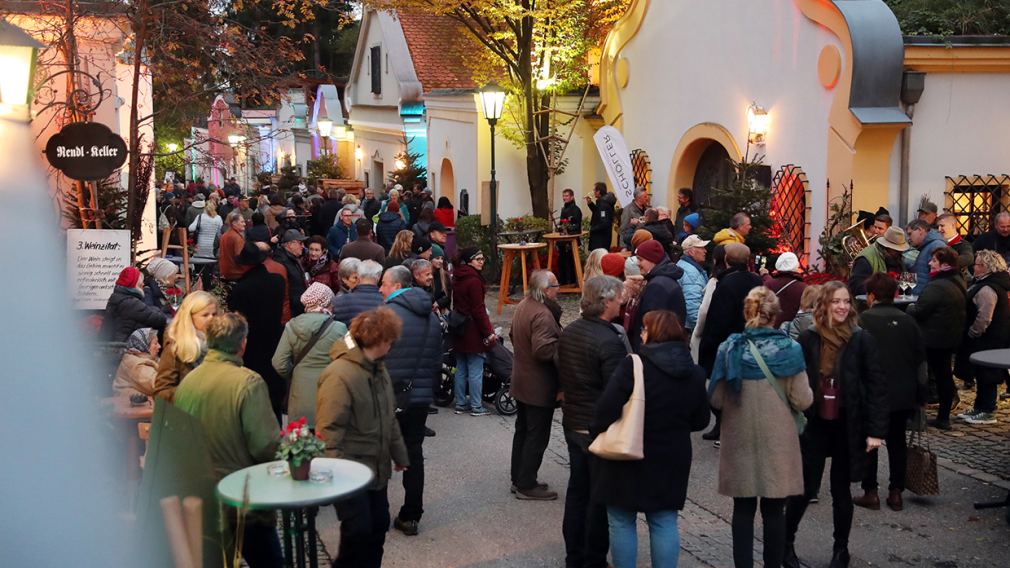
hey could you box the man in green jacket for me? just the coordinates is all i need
[848,226,908,296]
[175,312,283,568]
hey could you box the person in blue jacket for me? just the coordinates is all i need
[326,205,358,257]
[676,235,710,334]
[905,220,945,295]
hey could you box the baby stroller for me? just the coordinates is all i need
[434,330,517,416]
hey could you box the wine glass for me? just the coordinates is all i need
[906,273,917,296]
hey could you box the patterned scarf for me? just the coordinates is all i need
[709,327,806,394]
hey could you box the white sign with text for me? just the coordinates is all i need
[67,229,131,310]
[593,125,635,207]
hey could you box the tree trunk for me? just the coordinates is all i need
[126,3,148,261]
[517,13,549,219]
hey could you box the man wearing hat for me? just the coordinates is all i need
[676,235,710,334]
[629,239,686,351]
[273,229,310,317]
[917,200,939,229]
[761,252,807,326]
[678,211,701,243]
[409,236,433,263]
[849,226,909,296]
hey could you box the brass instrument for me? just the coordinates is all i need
[841,220,871,264]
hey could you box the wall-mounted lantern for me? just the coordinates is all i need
[0,21,43,122]
[747,103,770,145]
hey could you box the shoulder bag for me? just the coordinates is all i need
[905,428,939,495]
[747,340,808,435]
[293,317,337,368]
[446,309,471,336]
[589,354,645,461]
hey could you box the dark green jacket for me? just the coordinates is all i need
[906,270,967,350]
[316,336,408,489]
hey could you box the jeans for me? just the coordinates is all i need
[454,352,486,411]
[732,497,786,568]
[240,519,284,568]
[607,506,680,568]
[862,409,913,492]
[511,402,555,490]
[785,413,853,550]
[396,407,428,522]
[974,367,1001,413]
[928,348,956,421]
[334,488,390,568]
[562,429,610,568]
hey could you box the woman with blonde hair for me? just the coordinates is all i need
[784,280,888,568]
[154,291,219,402]
[383,230,414,270]
[582,248,608,281]
[710,287,812,567]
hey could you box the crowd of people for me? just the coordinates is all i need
[97,179,1010,568]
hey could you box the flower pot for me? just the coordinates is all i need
[289,459,311,481]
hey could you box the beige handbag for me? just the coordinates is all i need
[589,354,645,461]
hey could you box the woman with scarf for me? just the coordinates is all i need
[710,287,812,568]
[784,281,888,568]
[304,236,341,293]
[153,291,219,402]
[113,328,161,397]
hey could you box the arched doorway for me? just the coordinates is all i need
[439,158,455,204]
[692,143,732,206]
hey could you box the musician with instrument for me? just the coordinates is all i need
[848,227,909,296]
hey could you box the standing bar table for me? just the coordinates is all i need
[967,349,1010,525]
[497,243,546,314]
[217,458,373,568]
[544,232,587,294]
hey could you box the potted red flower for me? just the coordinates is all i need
[275,417,325,480]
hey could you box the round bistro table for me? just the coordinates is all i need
[966,349,1010,525]
[217,458,373,568]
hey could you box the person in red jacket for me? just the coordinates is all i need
[433,196,455,228]
[303,236,340,293]
[219,211,251,281]
[451,246,495,416]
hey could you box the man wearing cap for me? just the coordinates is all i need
[676,235,710,334]
[339,218,386,263]
[273,230,310,317]
[761,252,807,326]
[849,226,909,296]
[917,200,939,229]
[408,236,433,263]
[905,220,945,295]
[629,239,686,351]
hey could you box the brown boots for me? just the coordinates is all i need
[853,488,903,511]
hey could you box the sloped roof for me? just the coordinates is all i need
[396,9,477,94]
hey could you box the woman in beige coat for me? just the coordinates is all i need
[710,287,813,568]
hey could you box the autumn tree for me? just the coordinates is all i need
[365,1,628,218]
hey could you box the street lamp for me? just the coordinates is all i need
[479,81,506,270]
[747,103,770,145]
[0,21,42,122]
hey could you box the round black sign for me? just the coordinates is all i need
[45,122,128,181]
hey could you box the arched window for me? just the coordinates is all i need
[630,149,652,193]
[770,165,810,264]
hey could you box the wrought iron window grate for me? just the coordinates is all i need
[944,175,1010,237]
[631,149,652,193]
[770,165,811,265]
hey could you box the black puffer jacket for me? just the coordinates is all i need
[629,258,686,351]
[384,288,441,408]
[557,316,630,432]
[273,249,308,317]
[102,285,168,343]
[699,267,763,374]
[859,304,927,411]
[906,269,967,350]
[376,211,406,252]
[588,192,616,251]
[797,327,889,481]
[591,341,709,511]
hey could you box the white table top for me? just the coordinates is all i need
[216,458,373,510]
[855,294,918,305]
[969,349,1010,370]
[165,255,218,265]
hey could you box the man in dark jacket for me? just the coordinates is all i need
[326,205,357,258]
[640,208,675,251]
[698,243,762,442]
[381,266,441,536]
[629,239,686,351]
[557,275,630,568]
[339,218,386,263]
[360,187,381,221]
[856,273,926,512]
[229,241,287,421]
[273,230,309,317]
[586,182,616,251]
[971,211,1010,264]
[312,189,344,237]
[557,189,583,286]
[331,259,384,325]
[509,270,563,501]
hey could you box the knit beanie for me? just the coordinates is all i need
[631,229,653,250]
[635,239,666,264]
[301,282,335,313]
[684,212,701,229]
[431,243,445,259]
[146,257,178,283]
[412,236,432,255]
[601,253,626,278]
[458,246,482,264]
[624,256,641,277]
[115,266,142,289]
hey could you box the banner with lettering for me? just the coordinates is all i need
[67,229,132,309]
[593,126,635,207]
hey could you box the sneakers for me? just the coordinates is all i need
[515,485,558,500]
[453,406,468,415]
[393,516,419,536]
[470,408,491,417]
[963,411,997,425]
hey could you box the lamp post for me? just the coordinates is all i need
[316,97,333,156]
[0,21,42,122]
[479,82,506,271]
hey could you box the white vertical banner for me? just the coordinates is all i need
[593,125,636,207]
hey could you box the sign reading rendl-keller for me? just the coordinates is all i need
[45,122,128,181]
